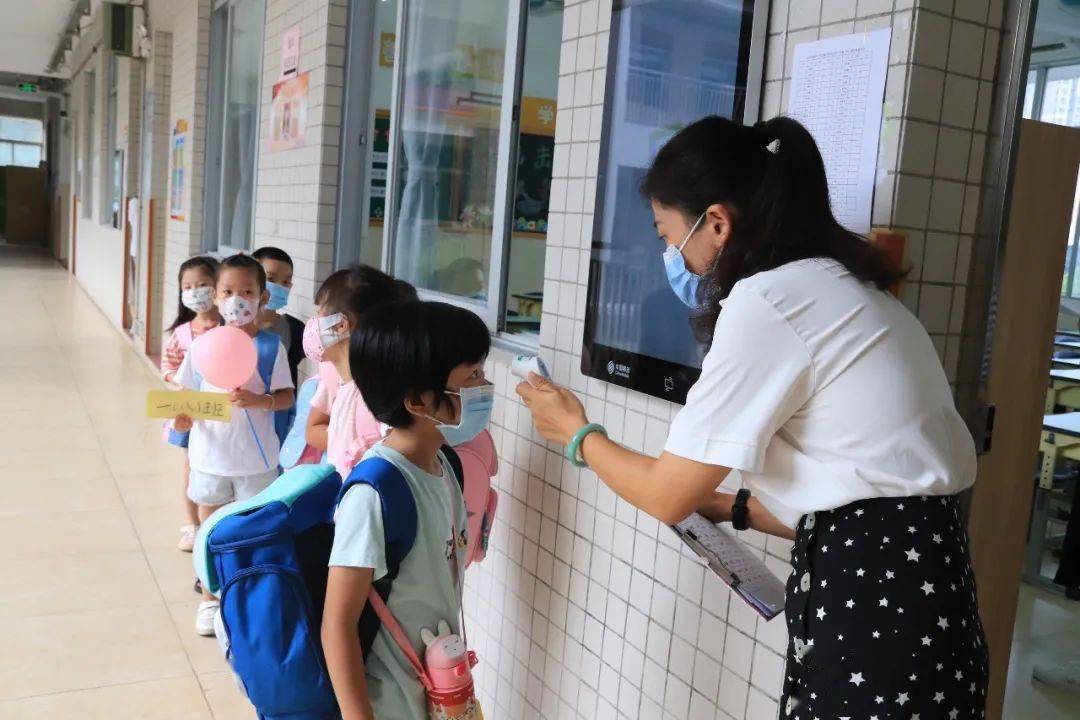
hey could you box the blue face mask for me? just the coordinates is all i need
[434,383,495,446]
[662,211,707,308]
[266,281,290,311]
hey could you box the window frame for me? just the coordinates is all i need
[82,69,96,219]
[103,53,121,228]
[202,0,266,254]
[380,0,531,341]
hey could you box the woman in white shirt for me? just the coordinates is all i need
[518,116,987,719]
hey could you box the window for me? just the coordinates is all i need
[1040,64,1080,127]
[0,116,44,168]
[204,0,265,250]
[104,54,122,229]
[375,0,563,342]
[82,70,96,218]
[333,0,399,270]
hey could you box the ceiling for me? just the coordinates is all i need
[0,0,82,79]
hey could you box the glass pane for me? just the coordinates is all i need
[391,0,512,302]
[1040,64,1080,127]
[0,117,43,143]
[217,0,265,248]
[589,0,754,371]
[12,144,40,167]
[503,0,561,337]
[1022,70,1036,120]
[0,142,13,166]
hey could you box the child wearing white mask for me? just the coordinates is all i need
[161,255,221,552]
[304,265,418,481]
[172,254,295,636]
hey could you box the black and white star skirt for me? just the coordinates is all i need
[780,494,988,719]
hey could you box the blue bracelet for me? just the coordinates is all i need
[566,423,607,468]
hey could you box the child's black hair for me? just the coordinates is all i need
[167,255,220,332]
[350,300,490,428]
[219,253,267,293]
[315,264,418,323]
[252,246,293,269]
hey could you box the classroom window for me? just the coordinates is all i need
[104,54,122,229]
[0,116,44,168]
[374,0,561,342]
[204,0,265,251]
[82,70,95,219]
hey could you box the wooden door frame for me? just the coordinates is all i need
[967,119,1080,720]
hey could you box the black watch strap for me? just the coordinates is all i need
[731,488,751,531]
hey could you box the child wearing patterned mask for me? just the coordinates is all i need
[172,254,295,636]
[304,265,417,481]
[161,255,221,552]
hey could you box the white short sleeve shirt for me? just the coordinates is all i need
[665,258,977,528]
[175,335,294,476]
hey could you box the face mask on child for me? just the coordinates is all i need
[432,383,495,446]
[302,313,348,363]
[182,286,214,313]
[265,282,290,311]
[220,295,259,326]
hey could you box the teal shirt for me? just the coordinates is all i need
[329,443,468,720]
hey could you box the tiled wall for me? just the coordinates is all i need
[162,0,211,339]
[251,0,349,320]
[463,2,1004,720]
[142,30,174,354]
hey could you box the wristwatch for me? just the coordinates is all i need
[731,488,751,531]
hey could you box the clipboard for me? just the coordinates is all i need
[671,513,787,620]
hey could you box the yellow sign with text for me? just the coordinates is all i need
[146,390,232,422]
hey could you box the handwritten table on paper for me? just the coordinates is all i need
[671,512,787,620]
[789,28,892,234]
[146,390,232,422]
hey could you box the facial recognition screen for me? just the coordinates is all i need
[582,0,759,403]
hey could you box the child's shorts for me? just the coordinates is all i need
[187,468,278,506]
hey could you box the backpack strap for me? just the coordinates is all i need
[440,444,465,494]
[336,457,418,658]
[255,330,294,444]
[254,331,279,392]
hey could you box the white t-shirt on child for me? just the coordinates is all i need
[175,335,293,476]
[329,443,468,720]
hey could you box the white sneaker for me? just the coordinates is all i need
[178,524,198,552]
[195,600,219,637]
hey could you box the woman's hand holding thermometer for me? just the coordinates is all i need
[510,355,550,384]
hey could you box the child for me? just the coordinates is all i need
[161,255,221,552]
[304,265,417,480]
[173,254,296,635]
[252,246,306,386]
[322,300,492,720]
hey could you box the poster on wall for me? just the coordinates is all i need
[368,110,390,222]
[379,32,395,68]
[169,119,188,221]
[789,29,891,234]
[269,73,309,152]
[280,26,300,80]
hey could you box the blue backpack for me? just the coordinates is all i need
[172,330,294,448]
[193,450,465,720]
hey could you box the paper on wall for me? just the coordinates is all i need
[789,28,892,234]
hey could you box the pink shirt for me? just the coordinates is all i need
[312,379,383,480]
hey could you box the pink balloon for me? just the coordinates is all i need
[193,326,257,389]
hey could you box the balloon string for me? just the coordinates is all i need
[244,408,270,469]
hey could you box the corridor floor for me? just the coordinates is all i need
[0,249,251,718]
